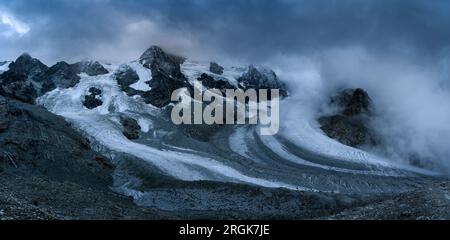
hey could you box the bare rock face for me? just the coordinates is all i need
[3,54,48,82]
[0,95,113,189]
[198,73,236,94]
[139,46,185,78]
[209,62,224,75]
[83,87,103,109]
[0,54,47,103]
[318,88,378,147]
[120,117,141,140]
[40,61,81,93]
[139,46,192,108]
[40,61,108,94]
[115,65,140,90]
[238,65,288,98]
[72,61,109,76]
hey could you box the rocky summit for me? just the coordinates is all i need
[238,65,288,98]
[0,54,110,103]
[318,88,378,147]
[209,62,224,75]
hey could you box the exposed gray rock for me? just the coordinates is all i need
[72,60,109,76]
[318,88,378,147]
[238,65,288,98]
[209,62,224,75]
[40,61,108,94]
[0,173,171,220]
[139,45,185,78]
[0,81,37,104]
[120,117,141,140]
[0,95,113,189]
[0,54,47,103]
[3,53,48,82]
[330,88,373,116]
[327,181,450,220]
[138,46,192,108]
[143,67,192,108]
[114,65,143,97]
[83,87,103,109]
[40,61,81,93]
[0,61,7,66]
[115,65,140,89]
[198,73,236,94]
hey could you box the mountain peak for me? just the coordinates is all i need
[139,45,185,68]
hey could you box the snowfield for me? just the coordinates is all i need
[37,59,439,199]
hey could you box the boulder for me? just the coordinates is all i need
[120,117,141,140]
[209,62,224,75]
[83,87,103,109]
[318,88,378,147]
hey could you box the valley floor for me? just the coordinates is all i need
[1,172,448,220]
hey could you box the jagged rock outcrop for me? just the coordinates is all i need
[0,54,47,103]
[72,61,109,76]
[120,117,141,140]
[40,61,82,93]
[3,54,48,82]
[209,62,224,75]
[139,46,192,108]
[318,88,378,147]
[113,65,143,97]
[83,87,103,109]
[238,65,288,98]
[0,95,113,189]
[0,81,37,104]
[139,46,185,78]
[0,54,110,100]
[40,61,108,94]
[198,73,236,94]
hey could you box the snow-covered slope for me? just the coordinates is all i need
[37,57,438,202]
[182,60,245,86]
[0,61,11,73]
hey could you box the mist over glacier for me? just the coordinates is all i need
[267,47,450,174]
[2,0,450,174]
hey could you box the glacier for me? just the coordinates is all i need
[37,57,439,205]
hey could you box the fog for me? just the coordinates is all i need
[269,47,450,174]
[1,0,450,173]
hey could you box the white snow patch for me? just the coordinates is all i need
[127,61,152,91]
[181,60,245,86]
[137,118,152,133]
[0,61,11,73]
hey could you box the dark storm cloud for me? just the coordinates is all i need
[1,0,450,63]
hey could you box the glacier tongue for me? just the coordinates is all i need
[37,58,438,195]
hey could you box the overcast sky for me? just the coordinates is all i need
[2,0,450,170]
[1,0,450,64]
